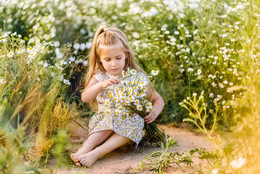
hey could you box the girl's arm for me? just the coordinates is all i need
[81,76,120,103]
[144,84,164,124]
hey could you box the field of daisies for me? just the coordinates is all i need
[0,0,259,173]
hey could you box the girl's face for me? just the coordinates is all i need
[99,43,126,76]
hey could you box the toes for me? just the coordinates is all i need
[76,162,81,167]
[71,154,81,166]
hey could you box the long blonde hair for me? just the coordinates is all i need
[85,26,144,87]
[84,26,151,109]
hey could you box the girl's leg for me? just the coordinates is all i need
[78,133,131,167]
[71,130,113,166]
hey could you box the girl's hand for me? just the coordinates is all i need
[144,111,157,124]
[100,77,120,88]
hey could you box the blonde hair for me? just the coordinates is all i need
[84,26,151,109]
[85,26,144,87]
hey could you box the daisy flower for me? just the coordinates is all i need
[151,70,159,76]
[0,78,7,84]
[136,104,143,111]
[7,51,14,58]
[63,79,71,85]
[17,49,25,54]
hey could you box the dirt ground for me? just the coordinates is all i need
[57,119,215,174]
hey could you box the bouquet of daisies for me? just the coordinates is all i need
[104,68,166,146]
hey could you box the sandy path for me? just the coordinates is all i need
[58,120,215,174]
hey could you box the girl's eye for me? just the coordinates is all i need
[116,57,122,60]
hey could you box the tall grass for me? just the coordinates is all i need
[0,0,259,172]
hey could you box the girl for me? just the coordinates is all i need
[70,26,164,167]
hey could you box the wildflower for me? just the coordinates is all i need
[230,157,246,169]
[174,31,180,35]
[209,93,214,98]
[218,83,224,88]
[115,109,121,115]
[217,95,222,99]
[136,104,143,111]
[134,99,140,105]
[132,32,140,38]
[80,43,86,50]
[187,68,194,72]
[105,109,111,115]
[209,109,213,114]
[73,43,80,50]
[63,79,71,85]
[146,106,153,112]
[17,49,25,54]
[104,99,110,106]
[130,69,137,75]
[151,70,159,76]
[69,56,75,62]
[60,60,67,65]
[28,51,36,58]
[54,41,60,47]
[141,7,158,18]
[212,82,217,87]
[193,93,197,97]
[7,51,14,58]
[0,78,7,84]
[197,69,202,75]
[86,42,92,49]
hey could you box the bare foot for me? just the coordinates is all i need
[78,150,100,167]
[70,153,81,167]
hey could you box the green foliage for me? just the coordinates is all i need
[51,129,72,168]
[0,0,252,125]
[0,0,259,172]
[135,137,211,174]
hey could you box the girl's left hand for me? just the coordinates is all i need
[144,111,157,124]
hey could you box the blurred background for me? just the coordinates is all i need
[0,0,259,173]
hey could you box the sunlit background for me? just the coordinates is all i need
[0,0,259,173]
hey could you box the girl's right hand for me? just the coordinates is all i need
[100,77,120,88]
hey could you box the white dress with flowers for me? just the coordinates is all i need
[88,70,148,145]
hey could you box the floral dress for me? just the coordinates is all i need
[88,70,148,145]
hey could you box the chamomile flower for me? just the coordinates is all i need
[17,49,25,54]
[134,99,140,105]
[7,51,14,58]
[136,104,143,111]
[115,109,121,115]
[0,78,7,84]
[151,70,159,76]
[130,69,137,75]
[105,109,111,115]
[28,51,36,58]
[63,79,71,85]
[146,106,153,113]
[104,99,110,106]
[140,92,146,97]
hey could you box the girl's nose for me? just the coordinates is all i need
[111,60,117,66]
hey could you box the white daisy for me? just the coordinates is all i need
[7,51,14,58]
[151,70,159,76]
[104,99,110,106]
[0,78,7,84]
[63,79,71,85]
[136,104,143,111]
[17,49,25,54]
